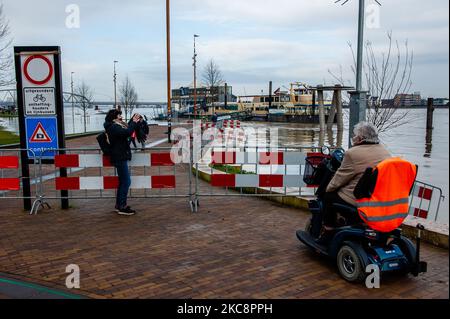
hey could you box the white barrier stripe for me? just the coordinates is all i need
[79,177,104,190]
[257,165,302,175]
[284,152,306,165]
[246,152,258,164]
[130,154,151,167]
[284,176,306,188]
[79,154,103,168]
[130,176,152,189]
[236,152,246,164]
[413,186,422,197]
[235,175,259,187]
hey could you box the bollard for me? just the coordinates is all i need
[426,98,434,131]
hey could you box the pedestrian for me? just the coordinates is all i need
[128,114,149,150]
[211,112,218,124]
[104,109,142,216]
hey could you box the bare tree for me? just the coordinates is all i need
[202,59,224,109]
[0,4,13,88]
[329,32,414,133]
[119,76,138,122]
[75,81,94,133]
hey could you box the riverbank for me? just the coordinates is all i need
[0,126,19,145]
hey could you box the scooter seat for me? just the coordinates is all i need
[332,203,358,215]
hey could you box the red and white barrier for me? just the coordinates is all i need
[54,152,176,191]
[210,174,305,188]
[211,151,305,165]
[55,175,176,190]
[222,120,241,128]
[209,150,307,188]
[410,185,434,219]
[0,156,20,191]
[55,153,174,168]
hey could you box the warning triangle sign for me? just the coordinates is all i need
[29,122,52,143]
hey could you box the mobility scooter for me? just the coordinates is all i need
[296,147,428,283]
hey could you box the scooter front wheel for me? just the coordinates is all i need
[337,245,367,283]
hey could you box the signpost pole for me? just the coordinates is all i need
[54,48,69,209]
[14,48,32,211]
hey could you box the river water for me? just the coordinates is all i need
[1,108,448,223]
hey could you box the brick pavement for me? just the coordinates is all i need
[0,181,448,299]
[0,128,448,299]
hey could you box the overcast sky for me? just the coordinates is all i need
[2,0,449,101]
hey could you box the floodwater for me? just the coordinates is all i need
[0,106,166,134]
[1,108,448,223]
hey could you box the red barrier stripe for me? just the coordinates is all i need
[413,208,428,219]
[259,175,284,187]
[212,151,236,165]
[55,177,80,190]
[418,187,433,201]
[55,155,79,168]
[259,152,283,165]
[0,178,20,191]
[0,156,19,169]
[102,156,113,167]
[151,153,174,166]
[151,175,176,188]
[211,174,236,187]
[103,176,119,189]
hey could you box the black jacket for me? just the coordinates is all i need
[128,119,149,143]
[104,121,137,164]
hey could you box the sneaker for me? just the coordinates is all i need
[117,206,136,216]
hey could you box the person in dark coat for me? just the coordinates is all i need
[104,109,141,216]
[211,113,218,124]
[129,114,149,150]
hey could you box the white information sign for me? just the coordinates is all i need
[24,87,56,115]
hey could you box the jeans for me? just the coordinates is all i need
[115,160,131,209]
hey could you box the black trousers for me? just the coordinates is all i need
[322,192,355,226]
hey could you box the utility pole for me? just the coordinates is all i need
[224,83,228,109]
[346,0,369,147]
[166,0,172,143]
[113,60,118,110]
[71,72,75,134]
[193,34,199,118]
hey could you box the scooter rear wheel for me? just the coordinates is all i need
[337,245,367,283]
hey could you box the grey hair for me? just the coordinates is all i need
[353,121,380,144]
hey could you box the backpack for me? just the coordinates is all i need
[96,131,112,156]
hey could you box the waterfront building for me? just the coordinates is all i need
[172,85,237,111]
[394,92,422,107]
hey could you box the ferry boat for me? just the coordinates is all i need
[237,82,334,123]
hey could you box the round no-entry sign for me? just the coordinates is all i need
[23,55,54,86]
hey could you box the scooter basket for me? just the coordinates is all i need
[303,156,327,186]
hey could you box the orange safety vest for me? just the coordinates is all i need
[356,157,417,233]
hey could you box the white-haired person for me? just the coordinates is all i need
[322,121,392,233]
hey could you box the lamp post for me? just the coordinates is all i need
[338,0,372,147]
[193,34,199,118]
[71,72,75,134]
[166,0,172,143]
[113,60,118,110]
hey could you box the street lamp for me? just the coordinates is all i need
[113,60,118,110]
[71,72,75,134]
[166,0,172,143]
[336,0,381,147]
[193,34,200,118]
